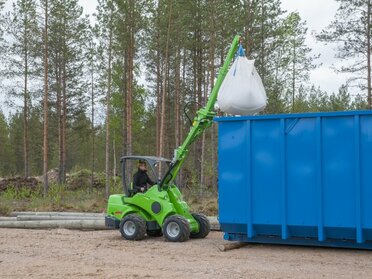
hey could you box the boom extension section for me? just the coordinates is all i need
[159,35,241,189]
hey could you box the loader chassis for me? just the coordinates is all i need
[105,36,241,242]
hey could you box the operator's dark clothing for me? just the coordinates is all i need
[133,169,155,193]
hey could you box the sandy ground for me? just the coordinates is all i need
[0,229,371,279]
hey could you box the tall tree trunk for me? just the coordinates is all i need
[90,54,95,192]
[60,15,67,184]
[121,53,127,156]
[367,0,371,108]
[165,65,171,158]
[208,11,217,190]
[105,8,113,198]
[179,52,187,186]
[23,20,29,177]
[113,137,117,177]
[43,0,49,196]
[195,10,203,190]
[244,0,256,57]
[126,0,134,157]
[200,70,209,197]
[57,62,63,184]
[260,0,265,83]
[156,60,161,156]
[158,2,172,177]
[62,60,67,183]
[155,2,161,157]
[174,48,181,148]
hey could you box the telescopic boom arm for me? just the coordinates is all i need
[159,35,241,189]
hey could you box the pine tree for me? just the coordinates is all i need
[87,28,98,192]
[329,85,352,111]
[8,112,24,174]
[95,0,115,197]
[281,12,318,111]
[241,0,287,112]
[41,0,49,196]
[47,0,89,184]
[0,0,5,55]
[0,110,13,176]
[5,0,39,177]
[307,86,330,112]
[352,93,369,109]
[0,1,5,99]
[113,0,148,163]
[317,0,372,108]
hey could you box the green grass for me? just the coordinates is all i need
[0,178,121,215]
[0,186,108,215]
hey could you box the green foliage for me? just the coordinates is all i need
[0,202,11,216]
[317,0,371,104]
[0,112,13,176]
[0,0,369,194]
[1,184,39,200]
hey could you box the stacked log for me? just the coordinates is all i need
[0,212,106,230]
[0,219,106,230]
[0,177,40,192]
[0,212,220,231]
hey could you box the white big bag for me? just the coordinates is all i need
[217,57,267,115]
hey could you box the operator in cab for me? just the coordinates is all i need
[133,160,155,194]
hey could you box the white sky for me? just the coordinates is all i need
[1,0,346,114]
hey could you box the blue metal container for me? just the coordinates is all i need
[215,110,372,249]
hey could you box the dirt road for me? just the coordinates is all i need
[0,229,371,278]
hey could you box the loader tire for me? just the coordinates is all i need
[163,215,190,242]
[119,214,146,241]
[190,213,210,239]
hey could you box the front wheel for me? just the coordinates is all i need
[119,214,146,241]
[190,213,210,239]
[162,215,190,242]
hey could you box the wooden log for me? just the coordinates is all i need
[0,217,17,221]
[218,242,249,252]
[208,216,220,231]
[7,212,221,231]
[10,211,104,217]
[17,215,104,221]
[0,219,108,230]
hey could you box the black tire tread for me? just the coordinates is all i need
[163,215,190,242]
[119,214,146,241]
[190,213,210,239]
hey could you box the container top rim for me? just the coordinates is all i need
[214,110,372,122]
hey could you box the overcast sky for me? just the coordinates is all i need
[1,0,345,113]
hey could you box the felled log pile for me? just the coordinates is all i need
[0,211,220,231]
[0,177,40,192]
[0,212,107,230]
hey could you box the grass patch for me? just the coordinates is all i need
[0,170,217,216]
[0,203,11,216]
[0,183,108,214]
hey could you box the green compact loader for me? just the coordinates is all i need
[105,35,241,242]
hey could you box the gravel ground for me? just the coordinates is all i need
[0,229,371,278]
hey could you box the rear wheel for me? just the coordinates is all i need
[119,214,146,241]
[162,215,190,242]
[190,213,210,239]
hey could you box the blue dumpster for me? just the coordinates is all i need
[215,110,372,249]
